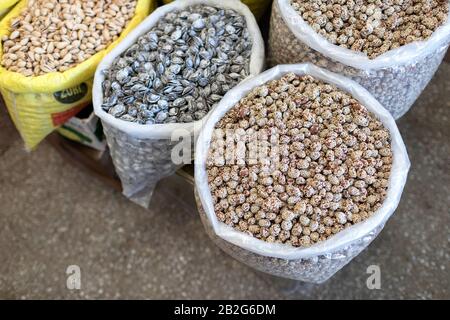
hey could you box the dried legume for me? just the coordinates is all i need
[268,0,450,119]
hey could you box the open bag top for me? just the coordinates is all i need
[0,0,154,93]
[277,0,450,70]
[195,63,411,260]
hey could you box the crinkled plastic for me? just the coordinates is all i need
[0,0,19,19]
[194,63,411,283]
[0,0,155,150]
[93,0,265,208]
[268,0,450,119]
[161,0,272,20]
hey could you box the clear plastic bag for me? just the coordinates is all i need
[194,63,411,283]
[268,0,450,119]
[93,0,265,208]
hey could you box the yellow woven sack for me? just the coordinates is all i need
[162,0,272,20]
[0,0,155,150]
[0,0,19,19]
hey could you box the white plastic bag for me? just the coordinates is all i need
[194,63,410,283]
[269,0,450,119]
[93,0,265,208]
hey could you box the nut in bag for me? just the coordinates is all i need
[268,0,450,119]
[194,64,410,283]
[93,0,265,208]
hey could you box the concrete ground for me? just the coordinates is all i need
[0,63,449,300]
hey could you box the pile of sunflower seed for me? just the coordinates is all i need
[206,73,393,248]
[102,5,252,124]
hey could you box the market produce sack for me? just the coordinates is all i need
[93,0,265,208]
[162,0,272,20]
[194,63,410,283]
[0,0,155,150]
[0,0,19,20]
[268,0,450,119]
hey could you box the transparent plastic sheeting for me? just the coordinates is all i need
[269,0,450,119]
[195,64,410,283]
[93,0,265,208]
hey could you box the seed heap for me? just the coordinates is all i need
[290,0,449,59]
[206,73,393,248]
[101,5,252,124]
[1,0,137,76]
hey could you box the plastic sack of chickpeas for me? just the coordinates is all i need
[0,0,155,150]
[268,0,450,119]
[93,0,265,208]
[161,0,272,20]
[0,0,19,20]
[194,63,410,283]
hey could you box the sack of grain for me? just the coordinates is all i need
[194,63,410,283]
[93,0,265,208]
[0,0,155,150]
[268,0,450,119]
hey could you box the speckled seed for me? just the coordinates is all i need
[102,5,252,124]
[269,0,450,119]
[290,0,448,59]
